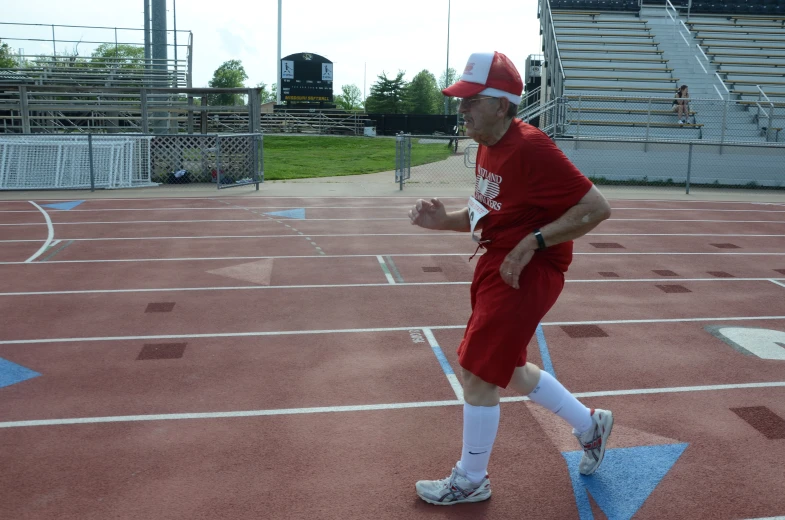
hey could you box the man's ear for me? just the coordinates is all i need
[497,97,510,117]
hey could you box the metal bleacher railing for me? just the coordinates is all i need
[0,22,192,88]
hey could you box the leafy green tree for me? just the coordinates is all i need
[335,84,363,111]
[256,82,277,103]
[404,70,441,114]
[209,59,248,106]
[0,40,17,68]
[438,67,459,115]
[365,71,407,114]
[90,44,144,69]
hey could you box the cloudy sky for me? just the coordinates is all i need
[2,0,543,96]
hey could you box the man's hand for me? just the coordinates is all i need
[409,198,448,230]
[500,240,536,289]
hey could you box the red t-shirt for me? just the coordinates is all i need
[473,119,594,272]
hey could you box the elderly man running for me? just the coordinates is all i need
[409,51,615,506]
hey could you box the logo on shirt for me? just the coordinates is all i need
[474,166,502,211]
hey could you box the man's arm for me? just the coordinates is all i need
[522,185,611,251]
[500,185,611,289]
[409,198,473,232]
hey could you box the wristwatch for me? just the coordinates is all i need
[533,229,546,250]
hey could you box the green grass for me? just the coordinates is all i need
[261,136,454,180]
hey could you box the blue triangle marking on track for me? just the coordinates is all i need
[0,358,41,389]
[562,443,689,520]
[41,200,85,211]
[263,208,305,220]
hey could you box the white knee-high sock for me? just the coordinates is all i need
[527,371,593,434]
[457,403,500,484]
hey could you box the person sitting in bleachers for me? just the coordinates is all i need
[672,85,690,125]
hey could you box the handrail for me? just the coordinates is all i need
[715,72,731,99]
[518,86,543,118]
[757,85,772,104]
[666,1,732,101]
[665,0,678,22]
[0,21,191,34]
[754,85,776,141]
[547,5,565,82]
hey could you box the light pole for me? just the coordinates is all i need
[444,0,450,116]
[277,0,282,105]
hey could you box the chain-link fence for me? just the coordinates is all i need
[0,133,263,190]
[560,95,784,144]
[395,134,476,190]
[557,137,785,192]
[393,131,785,193]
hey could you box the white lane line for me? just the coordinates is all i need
[3,217,785,227]
[510,381,785,401]
[5,232,785,244]
[2,251,785,267]
[4,215,785,227]
[0,195,778,203]
[610,219,785,224]
[376,255,396,285]
[3,315,785,346]
[0,218,410,226]
[770,279,785,289]
[0,206,415,213]
[4,206,785,214]
[0,400,463,429]
[588,233,785,237]
[2,381,784,429]
[611,208,785,213]
[0,232,518,243]
[1,277,784,298]
[24,202,54,263]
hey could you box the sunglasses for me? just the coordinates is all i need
[458,96,498,109]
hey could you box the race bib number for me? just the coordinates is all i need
[468,196,489,243]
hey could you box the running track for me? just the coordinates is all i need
[1,195,784,520]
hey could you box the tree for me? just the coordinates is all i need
[335,84,363,111]
[0,40,17,68]
[438,67,459,115]
[256,82,277,104]
[405,70,441,114]
[208,59,248,106]
[365,71,407,114]
[90,43,144,69]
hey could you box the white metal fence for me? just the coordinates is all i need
[0,133,263,190]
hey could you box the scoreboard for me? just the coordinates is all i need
[280,52,334,103]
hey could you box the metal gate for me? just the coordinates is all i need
[395,132,411,190]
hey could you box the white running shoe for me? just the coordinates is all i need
[415,465,491,505]
[574,408,614,476]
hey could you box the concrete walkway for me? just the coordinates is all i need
[1,171,784,203]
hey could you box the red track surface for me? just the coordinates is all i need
[1,196,785,519]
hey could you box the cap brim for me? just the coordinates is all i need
[442,80,485,99]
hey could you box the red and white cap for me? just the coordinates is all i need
[442,51,523,105]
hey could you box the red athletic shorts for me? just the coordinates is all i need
[457,249,565,388]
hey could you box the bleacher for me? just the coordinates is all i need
[690,0,785,15]
[687,17,785,101]
[550,7,702,137]
[540,0,785,141]
[550,0,640,10]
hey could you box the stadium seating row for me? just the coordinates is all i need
[551,0,640,11]
[551,0,785,14]
[691,0,785,15]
